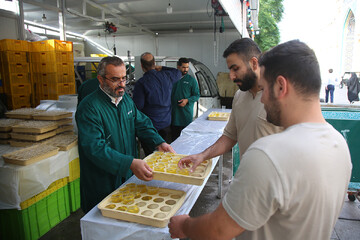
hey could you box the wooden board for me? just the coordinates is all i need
[207,111,230,121]
[11,130,57,141]
[144,152,212,186]
[2,144,59,166]
[0,119,25,132]
[98,184,186,228]
[12,121,58,134]
[32,111,73,120]
[5,108,45,119]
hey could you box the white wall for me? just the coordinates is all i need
[85,30,241,78]
[0,10,20,40]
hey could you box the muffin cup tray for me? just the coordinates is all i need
[207,111,230,121]
[144,152,212,186]
[98,184,186,228]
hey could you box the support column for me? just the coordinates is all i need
[57,0,66,40]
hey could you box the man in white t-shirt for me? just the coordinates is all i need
[325,68,338,103]
[168,40,352,240]
[178,38,282,172]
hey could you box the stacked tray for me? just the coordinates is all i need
[0,118,24,144]
[144,151,212,186]
[32,110,73,120]
[207,111,230,121]
[5,108,45,119]
[10,120,58,142]
[98,183,186,228]
[43,133,77,151]
[2,144,59,166]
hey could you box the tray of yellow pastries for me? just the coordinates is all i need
[5,108,45,120]
[2,144,59,166]
[98,183,186,228]
[32,110,73,121]
[144,151,212,186]
[207,111,230,121]
[0,119,25,132]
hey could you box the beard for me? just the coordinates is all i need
[264,90,282,126]
[234,68,257,91]
[102,84,125,98]
[182,71,187,76]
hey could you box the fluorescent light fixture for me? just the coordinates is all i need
[167,1,172,14]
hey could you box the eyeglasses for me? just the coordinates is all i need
[102,75,129,84]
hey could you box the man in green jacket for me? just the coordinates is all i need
[76,56,174,213]
[171,58,200,141]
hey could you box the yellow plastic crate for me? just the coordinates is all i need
[1,51,28,62]
[4,83,31,95]
[36,82,75,96]
[6,94,32,110]
[0,39,29,52]
[29,51,74,63]
[32,72,75,84]
[2,72,30,85]
[1,62,29,75]
[30,39,73,52]
[68,157,80,182]
[31,62,73,74]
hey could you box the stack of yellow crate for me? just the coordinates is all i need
[29,39,75,106]
[0,39,32,110]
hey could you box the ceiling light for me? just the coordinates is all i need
[189,26,193,33]
[42,13,47,22]
[167,1,172,14]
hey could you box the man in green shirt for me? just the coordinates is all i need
[171,58,200,141]
[76,56,174,213]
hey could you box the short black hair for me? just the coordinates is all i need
[97,56,124,76]
[223,38,261,62]
[177,57,189,66]
[140,52,155,71]
[259,40,321,97]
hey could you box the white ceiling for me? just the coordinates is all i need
[22,0,244,37]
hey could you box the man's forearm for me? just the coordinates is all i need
[200,135,237,160]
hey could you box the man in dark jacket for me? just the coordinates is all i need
[133,52,181,155]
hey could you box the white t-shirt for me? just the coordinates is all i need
[223,89,282,156]
[223,123,352,240]
[327,73,338,86]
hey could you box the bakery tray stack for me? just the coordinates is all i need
[2,108,75,147]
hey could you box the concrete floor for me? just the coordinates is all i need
[39,150,360,240]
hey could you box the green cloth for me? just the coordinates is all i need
[77,78,99,104]
[75,89,164,213]
[171,74,200,127]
